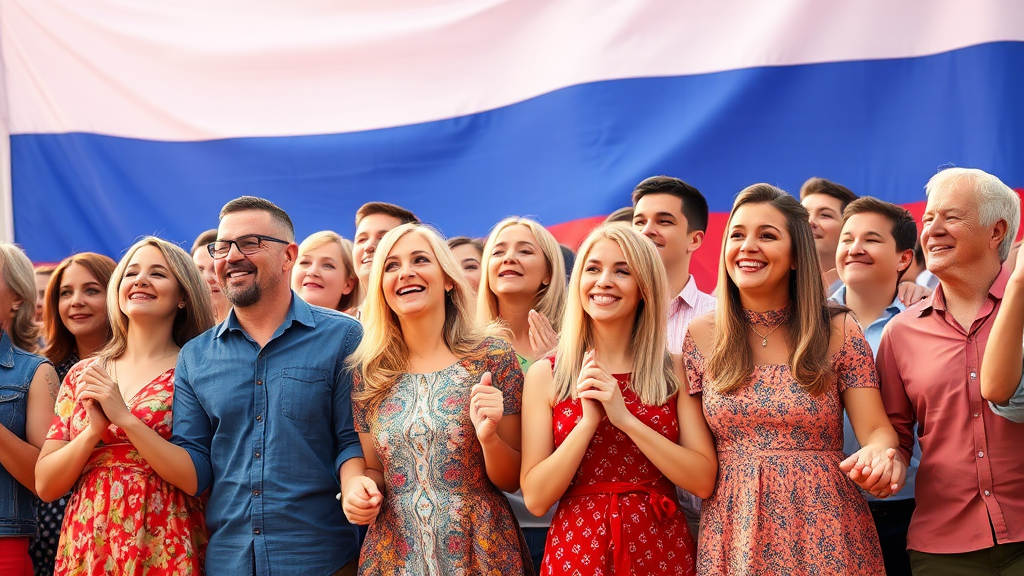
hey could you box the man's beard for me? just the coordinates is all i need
[225,280,262,308]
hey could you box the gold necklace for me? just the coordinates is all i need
[748,322,784,347]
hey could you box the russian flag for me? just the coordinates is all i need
[4,1,1023,289]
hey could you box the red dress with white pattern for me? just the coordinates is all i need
[541,371,696,576]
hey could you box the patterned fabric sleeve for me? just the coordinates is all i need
[681,331,706,395]
[834,314,880,394]
[46,358,91,441]
[484,337,524,416]
[350,368,370,433]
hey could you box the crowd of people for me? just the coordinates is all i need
[0,167,1022,576]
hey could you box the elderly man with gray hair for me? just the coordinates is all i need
[876,167,1024,574]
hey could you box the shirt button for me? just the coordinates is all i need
[978,451,985,458]
[984,490,991,496]
[253,528,261,534]
[253,490,261,496]
[974,413,980,418]
[256,415,262,422]
[970,372,977,379]
[257,380,263,386]
[255,452,261,459]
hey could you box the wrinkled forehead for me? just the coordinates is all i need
[925,182,980,215]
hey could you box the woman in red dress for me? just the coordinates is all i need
[520,223,718,576]
[36,237,215,575]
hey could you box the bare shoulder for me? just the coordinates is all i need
[686,313,716,354]
[828,309,858,356]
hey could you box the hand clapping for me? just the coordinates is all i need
[528,309,559,360]
[576,350,630,429]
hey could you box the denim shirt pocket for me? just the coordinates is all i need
[280,367,331,422]
[0,383,27,432]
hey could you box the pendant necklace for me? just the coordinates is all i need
[748,322,784,347]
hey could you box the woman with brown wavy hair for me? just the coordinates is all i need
[683,184,900,575]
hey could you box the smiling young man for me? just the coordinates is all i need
[876,169,1024,574]
[170,196,365,576]
[631,176,714,352]
[830,197,920,575]
[800,177,858,296]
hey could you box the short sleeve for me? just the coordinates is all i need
[484,338,524,416]
[989,367,1024,423]
[46,359,90,441]
[351,368,371,433]
[834,314,879,394]
[681,331,706,395]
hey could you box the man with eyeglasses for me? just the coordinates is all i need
[168,196,366,576]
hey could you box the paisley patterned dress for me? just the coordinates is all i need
[683,309,884,575]
[351,337,533,576]
[541,368,697,576]
[46,358,207,575]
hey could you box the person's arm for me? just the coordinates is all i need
[579,354,718,498]
[37,366,109,501]
[333,325,365,487]
[842,387,904,497]
[520,356,601,516]
[981,248,1024,404]
[167,353,208,496]
[470,371,522,492]
[0,363,57,495]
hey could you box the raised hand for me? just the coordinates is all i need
[576,350,630,429]
[342,475,383,525]
[82,398,111,441]
[528,309,559,360]
[78,363,133,428]
[897,281,932,307]
[469,372,504,442]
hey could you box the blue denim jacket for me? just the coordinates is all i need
[0,330,49,536]
[171,295,363,576]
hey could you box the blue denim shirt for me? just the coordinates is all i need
[0,330,49,536]
[831,286,920,501]
[172,295,363,576]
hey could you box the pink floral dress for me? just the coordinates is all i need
[683,309,884,575]
[47,358,207,575]
[542,370,697,576]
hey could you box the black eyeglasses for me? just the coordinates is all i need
[208,235,289,259]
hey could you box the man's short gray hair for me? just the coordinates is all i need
[925,168,1020,262]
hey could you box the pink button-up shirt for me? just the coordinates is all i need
[876,268,1024,554]
[667,276,716,354]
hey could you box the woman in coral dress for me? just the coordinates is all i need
[343,224,533,575]
[520,224,718,576]
[36,237,215,575]
[684,184,905,575]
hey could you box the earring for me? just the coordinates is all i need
[178,302,186,309]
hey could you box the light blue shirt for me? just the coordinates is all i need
[989,370,1024,423]
[831,286,920,501]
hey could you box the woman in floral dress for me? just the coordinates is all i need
[36,237,214,575]
[520,224,718,576]
[684,184,905,575]
[343,223,533,576]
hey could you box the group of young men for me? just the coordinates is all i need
[165,168,1022,576]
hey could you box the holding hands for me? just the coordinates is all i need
[839,445,906,498]
[469,372,504,442]
[342,475,383,525]
[576,350,630,429]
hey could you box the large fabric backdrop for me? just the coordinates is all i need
[3,1,1023,289]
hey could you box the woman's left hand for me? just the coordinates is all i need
[840,445,906,497]
[78,364,134,428]
[470,372,504,442]
[576,352,632,429]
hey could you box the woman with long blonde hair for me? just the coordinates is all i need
[684,184,901,575]
[520,223,716,575]
[36,237,214,575]
[343,223,533,575]
[292,231,362,316]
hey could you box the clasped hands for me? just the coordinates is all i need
[576,350,630,429]
[76,364,133,438]
[839,446,907,498]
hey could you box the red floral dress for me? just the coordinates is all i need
[542,371,697,576]
[46,358,207,575]
[683,310,884,575]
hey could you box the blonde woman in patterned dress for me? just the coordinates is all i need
[683,184,904,575]
[520,223,717,576]
[36,237,214,575]
[343,223,533,576]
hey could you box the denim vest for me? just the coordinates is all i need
[0,330,49,536]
